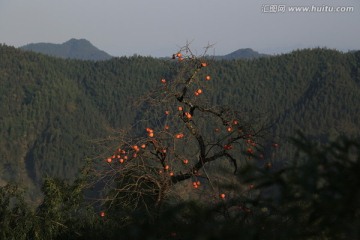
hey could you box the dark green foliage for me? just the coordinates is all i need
[0,184,33,239]
[0,169,98,240]
[1,136,358,239]
[0,44,359,203]
[235,134,360,239]
[0,45,168,195]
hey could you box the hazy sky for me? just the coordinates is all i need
[0,0,359,57]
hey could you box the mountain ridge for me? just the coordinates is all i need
[215,48,269,60]
[20,38,113,61]
[20,38,269,60]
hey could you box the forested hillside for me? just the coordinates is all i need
[0,44,359,197]
[20,38,113,61]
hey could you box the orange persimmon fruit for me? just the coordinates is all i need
[185,112,192,119]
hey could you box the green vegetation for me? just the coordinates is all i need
[0,43,359,238]
[1,44,359,187]
[0,135,358,239]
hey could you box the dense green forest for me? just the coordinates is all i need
[1,44,359,188]
[0,46,360,194]
[0,44,359,239]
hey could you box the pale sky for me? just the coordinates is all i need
[0,0,359,57]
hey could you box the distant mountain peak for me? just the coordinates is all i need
[64,38,92,45]
[20,38,113,61]
[217,48,269,60]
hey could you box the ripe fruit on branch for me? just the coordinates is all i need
[133,145,140,152]
[247,148,254,154]
[161,78,166,84]
[146,127,154,137]
[185,112,192,119]
[175,133,184,139]
[192,181,200,189]
[183,159,189,164]
[201,62,207,67]
[220,193,226,199]
[178,106,183,111]
[205,75,211,81]
[224,144,233,150]
[272,143,279,148]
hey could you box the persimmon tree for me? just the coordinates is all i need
[92,44,273,216]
